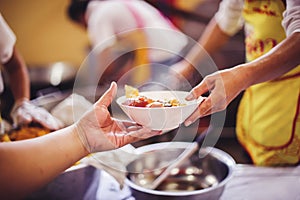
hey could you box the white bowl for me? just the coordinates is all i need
[116,91,203,131]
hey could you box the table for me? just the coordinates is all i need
[96,164,300,200]
[220,164,300,200]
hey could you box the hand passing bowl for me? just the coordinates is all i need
[117,90,204,131]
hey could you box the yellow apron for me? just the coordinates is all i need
[236,0,300,166]
[122,1,151,85]
[129,32,151,85]
[115,31,151,85]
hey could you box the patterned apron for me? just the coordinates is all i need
[236,0,300,166]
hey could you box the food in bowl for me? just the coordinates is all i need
[117,85,203,131]
[125,84,139,98]
[122,95,186,108]
[125,142,236,200]
[124,85,186,108]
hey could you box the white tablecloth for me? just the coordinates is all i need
[96,164,300,200]
[220,164,300,200]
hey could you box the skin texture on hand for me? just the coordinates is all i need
[184,66,245,126]
[0,82,162,200]
[75,82,162,153]
[184,32,300,126]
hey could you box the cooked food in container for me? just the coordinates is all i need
[117,85,204,131]
[125,142,235,200]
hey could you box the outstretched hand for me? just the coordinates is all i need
[184,67,246,126]
[75,82,162,153]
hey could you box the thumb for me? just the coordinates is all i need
[94,82,117,127]
[96,82,117,108]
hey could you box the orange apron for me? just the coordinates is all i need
[236,0,300,166]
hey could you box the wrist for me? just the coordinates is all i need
[234,64,255,90]
[12,98,30,111]
[71,124,90,155]
[51,125,89,165]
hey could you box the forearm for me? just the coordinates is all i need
[187,18,230,65]
[0,125,88,199]
[179,18,231,78]
[4,48,30,101]
[237,31,300,89]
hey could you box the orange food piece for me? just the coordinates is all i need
[1,126,51,142]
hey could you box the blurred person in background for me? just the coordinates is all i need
[0,13,62,130]
[173,0,300,166]
[0,81,162,199]
[67,0,188,89]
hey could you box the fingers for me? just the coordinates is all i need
[121,120,138,127]
[12,104,63,130]
[13,113,32,127]
[34,116,63,130]
[184,88,228,126]
[184,97,212,126]
[120,120,142,131]
[185,81,208,101]
[34,119,59,130]
[184,81,210,126]
[126,127,162,142]
[28,107,63,130]
[11,105,32,127]
[117,120,157,135]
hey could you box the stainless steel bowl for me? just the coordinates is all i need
[27,165,100,200]
[126,142,236,200]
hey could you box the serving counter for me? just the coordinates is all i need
[97,164,300,199]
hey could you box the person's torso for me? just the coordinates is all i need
[237,0,300,166]
[86,0,187,62]
[243,0,286,61]
[0,13,17,94]
[243,0,300,77]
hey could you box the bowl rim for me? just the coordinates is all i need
[125,142,236,196]
[116,90,202,110]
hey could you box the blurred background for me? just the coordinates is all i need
[0,0,88,66]
[0,0,244,70]
[0,0,250,163]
